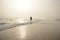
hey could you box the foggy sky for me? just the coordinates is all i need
[0,0,60,20]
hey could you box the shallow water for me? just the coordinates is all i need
[0,20,60,40]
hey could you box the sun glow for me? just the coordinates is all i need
[15,0,31,11]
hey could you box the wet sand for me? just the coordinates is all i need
[0,20,60,40]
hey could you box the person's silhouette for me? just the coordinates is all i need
[30,17,32,21]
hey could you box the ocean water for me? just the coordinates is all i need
[0,20,60,40]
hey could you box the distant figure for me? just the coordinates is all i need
[30,16,32,21]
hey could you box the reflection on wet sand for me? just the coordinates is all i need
[20,26,26,40]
